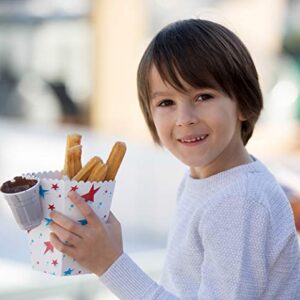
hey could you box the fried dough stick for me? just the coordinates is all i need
[105,142,126,181]
[73,156,102,182]
[63,134,82,176]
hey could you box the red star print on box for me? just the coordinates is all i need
[52,259,58,266]
[81,184,100,202]
[70,185,78,192]
[51,184,59,190]
[48,204,55,211]
[44,241,54,254]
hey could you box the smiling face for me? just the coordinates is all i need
[149,66,251,178]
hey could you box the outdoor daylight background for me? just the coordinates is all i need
[0,0,300,299]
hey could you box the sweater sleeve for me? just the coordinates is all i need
[99,253,179,299]
[98,174,188,299]
[198,196,270,299]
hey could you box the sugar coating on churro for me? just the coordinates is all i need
[63,134,126,182]
[105,142,126,181]
[67,145,82,179]
[72,156,102,181]
[63,134,82,176]
[88,162,108,182]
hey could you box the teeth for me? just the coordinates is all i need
[181,135,207,143]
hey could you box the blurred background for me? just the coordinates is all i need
[0,0,300,299]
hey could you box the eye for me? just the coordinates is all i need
[157,99,174,107]
[196,94,213,102]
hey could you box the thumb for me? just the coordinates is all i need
[107,211,119,224]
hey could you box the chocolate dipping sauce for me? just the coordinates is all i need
[1,177,38,194]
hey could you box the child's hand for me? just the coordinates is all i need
[49,191,123,276]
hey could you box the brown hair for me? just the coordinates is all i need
[137,19,263,145]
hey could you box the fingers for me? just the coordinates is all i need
[107,211,119,224]
[50,210,85,237]
[50,232,78,258]
[68,191,102,228]
[49,221,82,245]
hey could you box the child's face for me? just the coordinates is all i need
[149,66,249,178]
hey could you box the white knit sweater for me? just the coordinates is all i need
[99,158,300,299]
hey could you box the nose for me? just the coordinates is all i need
[175,103,199,127]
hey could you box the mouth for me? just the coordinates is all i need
[177,134,209,144]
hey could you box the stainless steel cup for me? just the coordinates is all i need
[1,178,43,230]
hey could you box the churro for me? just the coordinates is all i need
[73,156,102,182]
[105,142,126,181]
[87,162,108,182]
[62,134,126,182]
[63,134,82,176]
[66,145,82,179]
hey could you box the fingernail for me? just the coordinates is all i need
[49,211,56,218]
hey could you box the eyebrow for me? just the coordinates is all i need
[150,86,215,100]
[150,91,171,100]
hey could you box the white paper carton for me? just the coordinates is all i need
[27,171,115,276]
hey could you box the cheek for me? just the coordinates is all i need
[154,120,169,143]
[152,114,175,148]
[152,112,168,134]
[211,109,238,139]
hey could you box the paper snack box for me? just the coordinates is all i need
[27,171,115,276]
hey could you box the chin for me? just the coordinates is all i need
[179,157,206,169]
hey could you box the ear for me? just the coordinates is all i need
[238,110,247,122]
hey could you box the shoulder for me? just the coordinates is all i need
[199,161,295,236]
[245,162,291,216]
[220,159,289,211]
[198,191,272,253]
[200,190,270,230]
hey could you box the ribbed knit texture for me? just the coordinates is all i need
[99,157,300,299]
